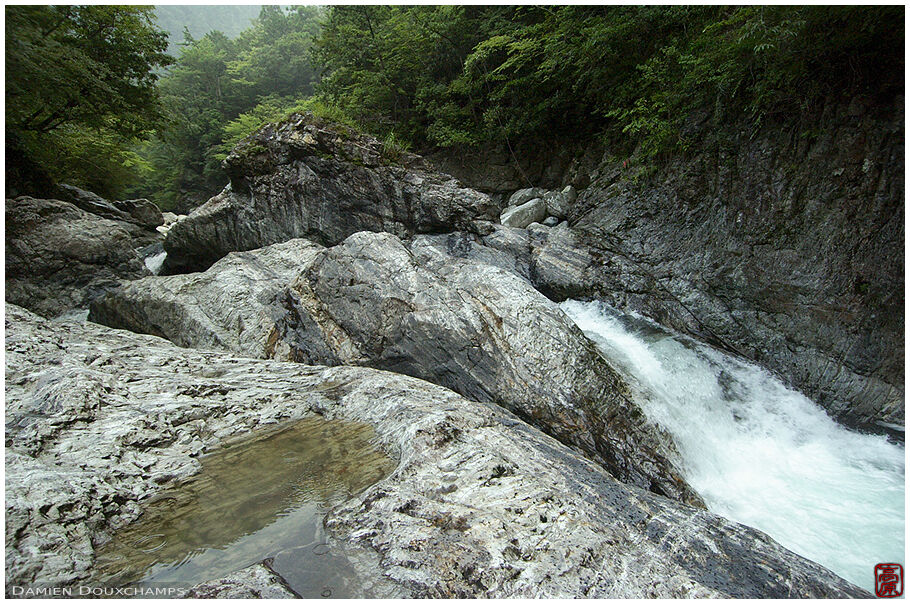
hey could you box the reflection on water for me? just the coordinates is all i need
[92,418,396,595]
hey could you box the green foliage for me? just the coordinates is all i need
[17,125,153,200]
[6,5,172,137]
[312,6,903,157]
[6,5,171,195]
[131,6,324,206]
[217,95,301,159]
[7,6,902,204]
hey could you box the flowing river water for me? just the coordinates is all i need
[91,418,396,596]
[561,300,905,593]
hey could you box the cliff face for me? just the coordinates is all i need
[437,95,905,426]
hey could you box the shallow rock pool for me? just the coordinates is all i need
[91,417,397,596]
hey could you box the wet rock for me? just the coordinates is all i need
[5,305,869,597]
[423,223,598,301]
[500,197,547,228]
[89,239,327,362]
[5,196,153,317]
[161,112,497,274]
[185,563,297,598]
[569,102,904,425]
[542,185,576,219]
[303,232,699,502]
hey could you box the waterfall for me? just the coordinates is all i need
[561,299,904,592]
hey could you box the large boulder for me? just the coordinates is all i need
[5,196,151,317]
[542,185,577,219]
[508,187,547,206]
[54,184,135,223]
[112,198,164,229]
[54,185,163,231]
[301,232,699,503]
[499,197,547,228]
[89,239,327,362]
[161,112,498,274]
[92,232,698,505]
[432,222,600,300]
[5,305,868,597]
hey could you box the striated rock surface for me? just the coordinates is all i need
[429,98,903,428]
[89,239,325,361]
[5,305,869,597]
[302,232,698,503]
[185,563,297,598]
[161,112,497,274]
[5,196,155,317]
[543,185,576,219]
[55,184,163,230]
[92,232,698,504]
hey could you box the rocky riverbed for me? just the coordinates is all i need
[5,111,897,597]
[5,305,869,597]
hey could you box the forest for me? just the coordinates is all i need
[5,5,904,208]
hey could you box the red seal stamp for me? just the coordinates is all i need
[875,563,903,598]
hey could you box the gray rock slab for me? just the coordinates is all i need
[508,187,547,206]
[92,231,699,505]
[89,239,329,363]
[542,184,577,219]
[5,196,155,318]
[185,563,297,598]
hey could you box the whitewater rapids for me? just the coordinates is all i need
[561,300,904,592]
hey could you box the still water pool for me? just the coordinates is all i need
[92,417,396,596]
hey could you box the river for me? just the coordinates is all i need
[561,300,905,592]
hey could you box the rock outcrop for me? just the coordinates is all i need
[435,102,905,427]
[92,232,699,505]
[429,97,904,428]
[161,112,498,274]
[5,196,155,317]
[5,305,868,597]
[55,184,163,230]
[500,197,547,228]
[565,99,904,426]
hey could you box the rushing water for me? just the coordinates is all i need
[92,418,397,596]
[561,300,905,592]
[143,251,167,275]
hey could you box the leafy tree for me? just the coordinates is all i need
[6,5,171,195]
[129,6,323,208]
[312,6,903,157]
[7,5,171,136]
